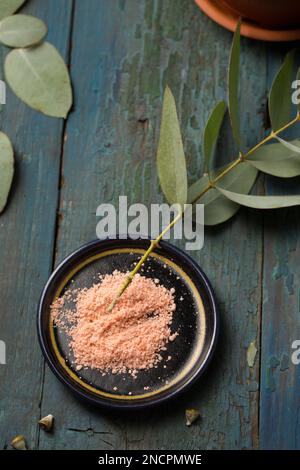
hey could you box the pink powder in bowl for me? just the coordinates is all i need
[51,271,178,377]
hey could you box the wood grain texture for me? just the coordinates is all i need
[1,0,299,451]
[39,0,266,450]
[259,44,300,450]
[0,0,73,450]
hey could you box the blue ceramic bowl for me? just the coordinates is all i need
[37,238,219,409]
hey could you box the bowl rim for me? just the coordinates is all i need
[37,237,219,409]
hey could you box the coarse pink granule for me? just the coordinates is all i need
[51,271,178,376]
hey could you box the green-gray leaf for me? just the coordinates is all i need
[188,161,257,225]
[157,86,187,207]
[268,50,295,131]
[203,100,226,173]
[5,42,72,118]
[228,18,241,149]
[274,135,300,154]
[0,14,47,48]
[0,0,26,20]
[217,186,300,209]
[247,139,300,177]
[0,131,14,213]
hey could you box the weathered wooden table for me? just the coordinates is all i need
[1,0,299,450]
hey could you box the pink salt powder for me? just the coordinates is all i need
[51,271,178,376]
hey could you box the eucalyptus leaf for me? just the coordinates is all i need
[247,139,300,177]
[228,18,241,149]
[0,0,26,20]
[274,135,300,154]
[188,173,239,226]
[157,86,187,207]
[188,161,257,225]
[203,100,226,173]
[0,131,14,213]
[268,50,295,131]
[217,186,300,209]
[0,14,47,48]
[5,42,72,118]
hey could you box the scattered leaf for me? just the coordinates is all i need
[188,162,257,225]
[268,50,296,131]
[10,435,27,450]
[0,0,26,20]
[5,42,72,118]
[185,408,200,426]
[217,186,300,209]
[0,131,14,213]
[0,14,47,48]
[247,341,257,368]
[157,86,187,207]
[247,139,300,177]
[203,100,227,174]
[228,18,241,149]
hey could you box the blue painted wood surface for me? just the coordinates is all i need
[0,0,299,450]
[0,0,73,449]
[259,49,300,450]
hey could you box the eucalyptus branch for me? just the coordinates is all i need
[109,24,300,311]
[109,113,300,311]
[190,113,300,204]
[108,211,182,312]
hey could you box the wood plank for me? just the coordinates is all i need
[260,44,300,450]
[40,0,267,449]
[0,0,73,450]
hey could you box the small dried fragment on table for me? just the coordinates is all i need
[38,414,54,432]
[247,341,257,368]
[10,435,27,450]
[185,408,200,426]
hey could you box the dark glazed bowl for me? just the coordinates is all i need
[37,238,219,409]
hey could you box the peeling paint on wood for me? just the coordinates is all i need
[260,46,300,450]
[0,0,299,451]
[0,0,73,451]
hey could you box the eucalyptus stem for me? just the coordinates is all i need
[107,211,182,312]
[191,113,300,204]
[108,114,300,311]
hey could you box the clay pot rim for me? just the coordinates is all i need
[195,0,300,42]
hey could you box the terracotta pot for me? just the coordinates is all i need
[221,0,300,28]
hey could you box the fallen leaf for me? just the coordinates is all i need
[0,0,26,21]
[5,42,72,118]
[0,131,14,213]
[0,14,47,48]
